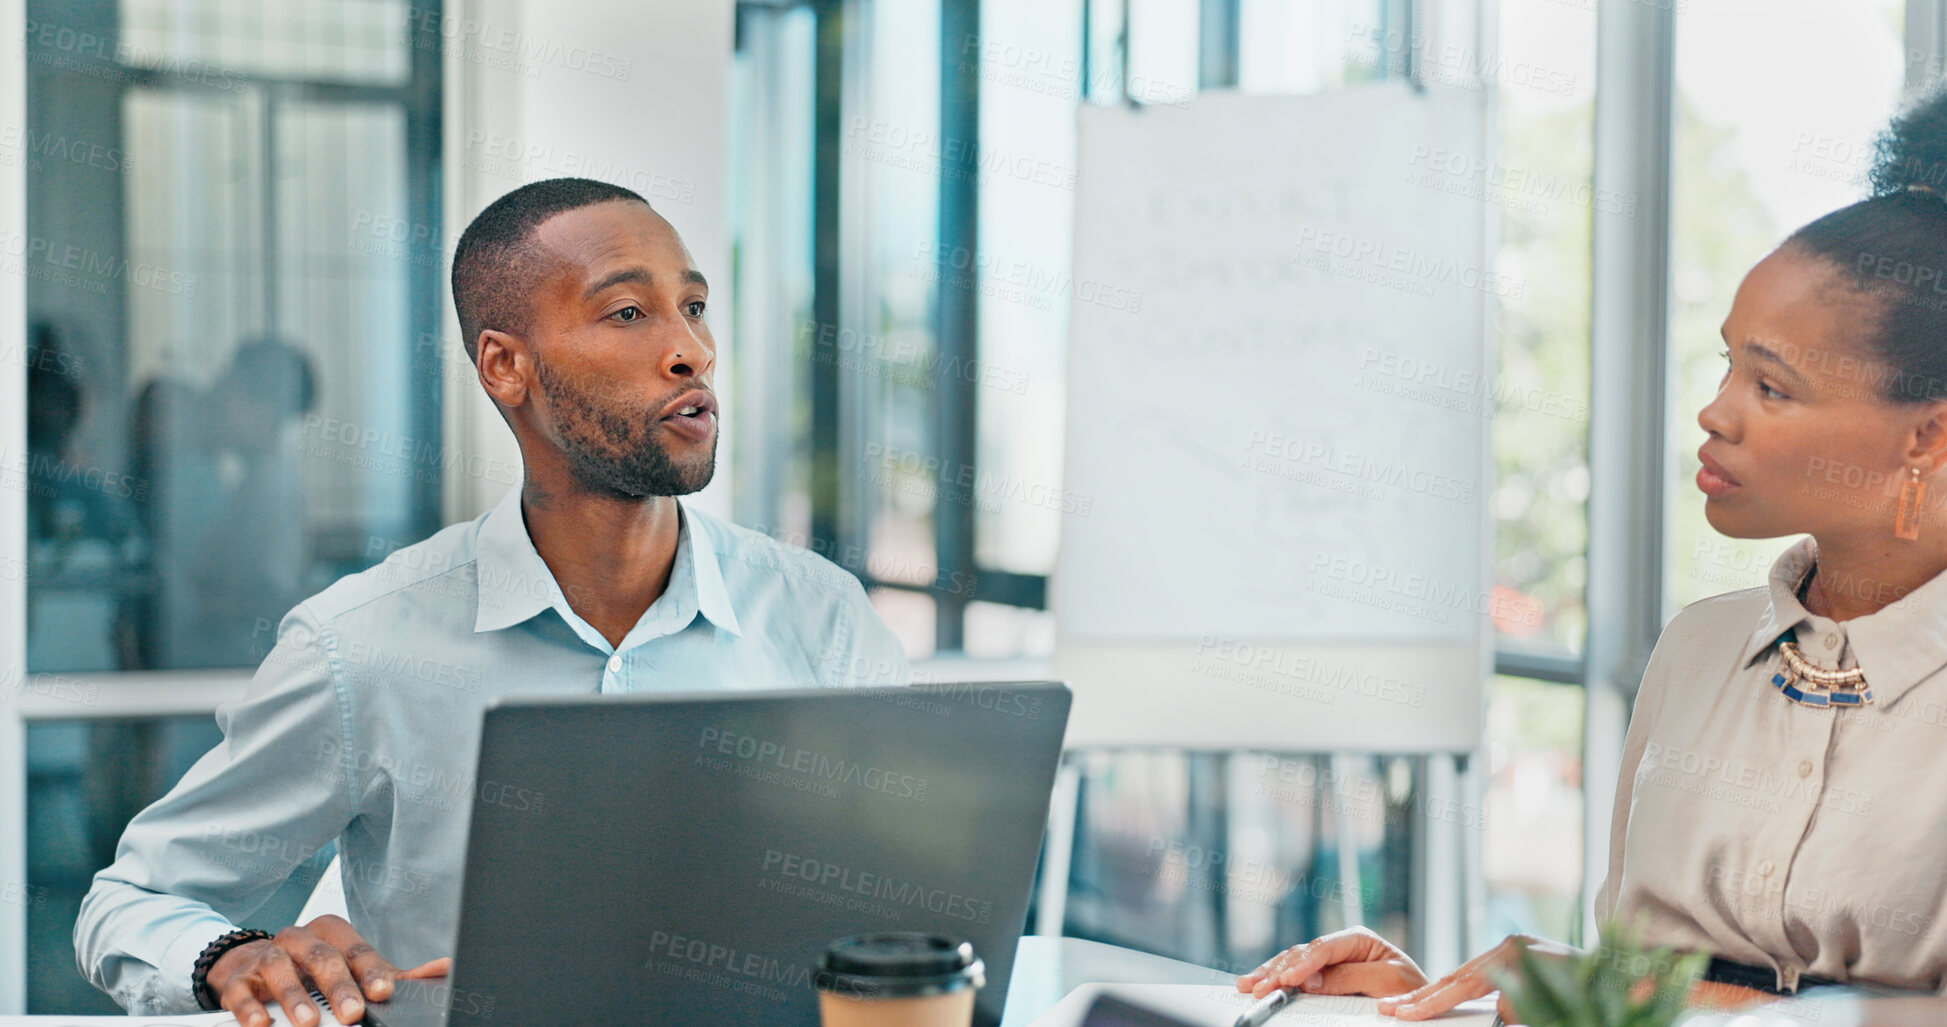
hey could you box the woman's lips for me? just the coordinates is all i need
[1697,450,1741,497]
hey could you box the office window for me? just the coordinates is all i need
[1124,0,1198,100]
[964,0,1076,657]
[734,0,975,657]
[732,0,1524,968]
[1236,0,1383,93]
[729,3,817,559]
[1490,3,1595,661]
[728,0,1931,973]
[20,0,441,1010]
[119,0,414,86]
[735,0,1450,661]
[1664,0,1907,613]
[855,0,948,653]
[1477,0,1596,948]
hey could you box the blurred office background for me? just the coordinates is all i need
[0,0,1927,1013]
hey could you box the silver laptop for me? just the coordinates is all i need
[363,682,1071,1027]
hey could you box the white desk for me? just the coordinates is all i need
[1001,936,1237,1027]
[0,936,1232,1026]
[1,942,1896,1026]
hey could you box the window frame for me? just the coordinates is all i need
[798,0,1051,654]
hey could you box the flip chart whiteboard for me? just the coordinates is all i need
[1054,84,1496,751]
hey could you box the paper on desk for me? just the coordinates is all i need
[0,1015,237,1026]
[1027,983,1498,1027]
[0,997,352,1026]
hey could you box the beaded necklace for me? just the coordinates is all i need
[1771,566,1872,708]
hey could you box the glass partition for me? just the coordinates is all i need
[25,0,442,675]
[20,0,441,1010]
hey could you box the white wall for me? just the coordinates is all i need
[441,0,737,523]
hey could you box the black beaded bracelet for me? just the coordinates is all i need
[191,927,273,1011]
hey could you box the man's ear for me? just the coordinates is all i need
[1910,400,1947,476]
[474,329,532,409]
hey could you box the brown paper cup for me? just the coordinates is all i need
[817,987,978,1027]
[814,933,985,1027]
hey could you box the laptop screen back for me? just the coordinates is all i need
[442,682,1071,1027]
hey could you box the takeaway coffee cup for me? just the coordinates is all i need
[814,933,986,1027]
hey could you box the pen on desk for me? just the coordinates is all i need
[1232,987,1294,1027]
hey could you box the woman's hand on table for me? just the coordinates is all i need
[1235,927,1428,1002]
[1371,933,1567,1022]
[1238,928,1578,1023]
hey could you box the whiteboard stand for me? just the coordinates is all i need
[1330,752,1368,931]
[1416,752,1466,975]
[1031,748,1472,973]
[1038,82,1495,972]
[1034,754,1083,937]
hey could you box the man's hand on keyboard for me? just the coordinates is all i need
[207,914,451,1027]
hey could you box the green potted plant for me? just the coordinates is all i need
[1493,921,1708,1027]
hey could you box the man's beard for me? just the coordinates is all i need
[534,354,716,498]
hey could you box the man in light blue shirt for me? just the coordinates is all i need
[74,178,911,1024]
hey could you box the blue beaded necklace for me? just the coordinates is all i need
[1771,566,1872,707]
[1772,639,1872,707]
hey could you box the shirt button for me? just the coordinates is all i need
[607,655,622,673]
[1797,759,1813,778]
[1823,635,1838,651]
[1758,859,1776,877]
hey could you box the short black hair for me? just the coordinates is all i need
[1787,89,1947,402]
[450,177,650,361]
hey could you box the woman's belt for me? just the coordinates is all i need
[1702,956,1841,996]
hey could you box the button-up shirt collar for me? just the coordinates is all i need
[1739,536,1947,709]
[471,486,744,650]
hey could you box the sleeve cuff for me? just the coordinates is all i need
[152,918,236,1014]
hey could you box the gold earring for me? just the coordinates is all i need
[1896,466,1928,541]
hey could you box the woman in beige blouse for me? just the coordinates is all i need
[1237,95,1947,1021]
